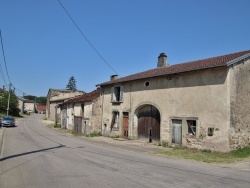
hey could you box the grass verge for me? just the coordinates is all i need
[158,146,250,163]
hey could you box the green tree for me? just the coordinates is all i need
[0,90,19,115]
[66,76,77,91]
[37,97,47,105]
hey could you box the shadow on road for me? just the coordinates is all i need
[0,145,65,162]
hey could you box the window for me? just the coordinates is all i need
[187,120,196,136]
[111,86,124,102]
[208,128,214,136]
[144,81,150,87]
[111,111,119,130]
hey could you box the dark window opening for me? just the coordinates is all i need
[144,81,150,87]
[187,120,196,136]
[111,86,124,102]
[208,128,214,136]
[111,111,119,130]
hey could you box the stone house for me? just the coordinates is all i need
[97,50,250,152]
[37,105,46,114]
[46,89,84,122]
[59,88,101,134]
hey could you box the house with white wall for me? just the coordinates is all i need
[59,88,101,135]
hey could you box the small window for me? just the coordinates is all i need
[187,120,196,136]
[144,81,150,87]
[111,86,124,102]
[208,128,214,136]
[111,111,119,130]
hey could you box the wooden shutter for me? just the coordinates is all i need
[111,87,114,102]
[120,86,124,102]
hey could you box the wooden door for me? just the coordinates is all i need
[74,116,82,135]
[138,105,160,142]
[123,112,129,138]
[172,119,182,145]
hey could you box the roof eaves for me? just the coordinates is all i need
[226,53,250,66]
[99,64,227,87]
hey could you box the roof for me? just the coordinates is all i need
[62,88,101,105]
[0,88,5,93]
[37,105,46,111]
[99,50,250,86]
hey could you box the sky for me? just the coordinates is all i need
[0,0,249,97]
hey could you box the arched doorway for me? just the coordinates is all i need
[137,105,160,142]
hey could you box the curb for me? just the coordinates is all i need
[0,127,6,157]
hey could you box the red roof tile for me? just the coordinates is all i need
[99,50,250,86]
[64,88,100,104]
[37,105,46,111]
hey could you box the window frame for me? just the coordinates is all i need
[111,85,124,103]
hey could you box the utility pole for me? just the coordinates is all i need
[7,83,11,115]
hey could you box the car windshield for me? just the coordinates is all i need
[3,116,14,120]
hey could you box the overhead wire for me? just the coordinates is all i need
[57,0,119,76]
[0,29,34,97]
[0,29,11,84]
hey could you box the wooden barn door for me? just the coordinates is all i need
[74,116,82,135]
[61,109,67,129]
[172,119,182,145]
[138,105,160,142]
[122,112,129,138]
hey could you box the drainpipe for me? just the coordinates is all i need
[100,88,104,134]
[55,105,57,126]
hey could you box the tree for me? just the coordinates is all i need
[66,76,77,91]
[0,90,19,115]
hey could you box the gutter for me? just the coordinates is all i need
[227,53,250,66]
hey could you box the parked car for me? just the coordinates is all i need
[1,116,15,127]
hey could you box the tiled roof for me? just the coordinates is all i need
[63,88,100,104]
[99,50,250,86]
[0,88,5,93]
[37,105,46,111]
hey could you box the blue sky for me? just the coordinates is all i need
[0,0,249,97]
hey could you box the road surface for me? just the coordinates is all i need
[0,114,250,188]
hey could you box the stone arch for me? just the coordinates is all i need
[134,104,161,142]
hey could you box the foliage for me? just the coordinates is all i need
[0,90,19,115]
[85,132,102,137]
[159,146,250,163]
[66,76,77,91]
[23,95,47,105]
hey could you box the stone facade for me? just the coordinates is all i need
[229,58,250,149]
[98,50,250,152]
[46,89,84,121]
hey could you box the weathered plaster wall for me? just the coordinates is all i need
[46,90,83,121]
[101,67,230,151]
[230,59,250,149]
[91,97,102,133]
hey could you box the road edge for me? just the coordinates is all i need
[0,127,6,157]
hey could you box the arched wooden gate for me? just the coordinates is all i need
[138,105,160,142]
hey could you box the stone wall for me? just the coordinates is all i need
[230,58,250,149]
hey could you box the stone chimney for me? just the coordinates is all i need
[110,74,118,81]
[157,52,168,68]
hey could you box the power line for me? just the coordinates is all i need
[57,0,119,75]
[0,29,11,84]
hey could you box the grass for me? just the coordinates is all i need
[86,132,102,137]
[158,146,250,163]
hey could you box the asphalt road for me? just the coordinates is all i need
[0,114,250,188]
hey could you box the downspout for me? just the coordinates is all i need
[100,87,104,134]
[55,105,57,126]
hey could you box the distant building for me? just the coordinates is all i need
[46,89,85,122]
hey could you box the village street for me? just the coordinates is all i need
[0,114,250,188]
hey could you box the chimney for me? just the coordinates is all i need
[110,74,118,81]
[157,52,168,68]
